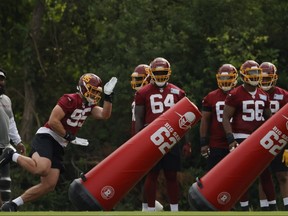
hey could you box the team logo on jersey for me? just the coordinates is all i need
[259,94,267,101]
[170,88,180,95]
[217,192,231,205]
[274,94,284,100]
[176,111,196,130]
[101,186,115,200]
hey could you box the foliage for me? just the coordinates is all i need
[2,0,288,211]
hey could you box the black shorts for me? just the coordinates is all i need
[270,148,288,172]
[151,144,181,172]
[207,147,230,170]
[30,133,65,173]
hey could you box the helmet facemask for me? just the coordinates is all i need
[77,73,102,105]
[131,73,149,91]
[82,83,102,105]
[260,72,278,91]
[240,67,262,86]
[150,70,171,87]
[149,57,171,87]
[216,72,238,91]
[259,62,278,91]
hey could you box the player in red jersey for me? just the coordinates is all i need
[258,62,288,210]
[134,57,186,211]
[0,73,117,211]
[130,64,164,211]
[222,60,276,211]
[200,64,238,170]
[130,64,150,137]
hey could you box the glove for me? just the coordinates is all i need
[282,149,288,167]
[70,137,89,146]
[201,146,210,159]
[63,131,76,142]
[104,77,118,95]
[182,142,192,158]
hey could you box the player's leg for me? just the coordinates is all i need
[162,149,181,211]
[258,181,269,210]
[143,169,160,211]
[239,190,250,211]
[19,168,60,203]
[164,170,179,211]
[1,168,60,211]
[16,152,51,176]
[275,171,288,210]
[259,167,277,210]
[271,149,288,210]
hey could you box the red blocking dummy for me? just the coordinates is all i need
[188,103,288,211]
[69,97,201,211]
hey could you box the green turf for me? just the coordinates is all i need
[0,211,287,216]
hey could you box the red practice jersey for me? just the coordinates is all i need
[44,93,95,135]
[134,83,186,125]
[225,85,270,135]
[267,86,288,114]
[202,88,228,148]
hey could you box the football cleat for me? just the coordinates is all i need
[1,201,17,212]
[0,145,16,168]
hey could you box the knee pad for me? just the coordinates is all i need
[0,177,11,202]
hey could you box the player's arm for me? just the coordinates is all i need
[263,107,272,121]
[222,104,237,151]
[48,104,67,137]
[91,101,112,120]
[199,110,211,158]
[135,105,145,133]
[9,116,26,155]
[91,76,117,119]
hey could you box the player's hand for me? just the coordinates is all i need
[229,141,239,152]
[201,145,210,159]
[16,142,26,155]
[64,131,76,141]
[282,149,288,167]
[70,137,89,146]
[182,142,192,158]
[104,77,117,95]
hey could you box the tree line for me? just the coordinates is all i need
[1,0,288,211]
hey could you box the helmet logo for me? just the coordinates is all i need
[176,111,196,130]
[82,74,92,83]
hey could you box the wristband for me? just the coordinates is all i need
[200,137,208,147]
[104,93,113,103]
[63,131,76,142]
[226,133,235,144]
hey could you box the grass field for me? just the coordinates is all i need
[0,211,287,216]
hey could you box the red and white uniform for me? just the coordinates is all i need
[37,93,95,147]
[202,89,228,149]
[225,85,270,139]
[134,83,186,125]
[268,86,288,114]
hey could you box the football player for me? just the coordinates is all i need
[130,64,150,136]
[222,60,276,211]
[258,62,288,210]
[134,57,187,211]
[0,73,117,211]
[130,64,163,211]
[200,64,238,170]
